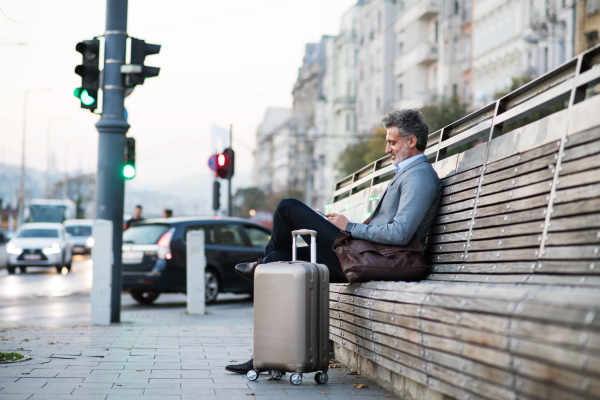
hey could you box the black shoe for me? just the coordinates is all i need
[225,357,254,374]
[235,258,263,282]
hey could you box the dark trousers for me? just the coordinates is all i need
[263,198,348,283]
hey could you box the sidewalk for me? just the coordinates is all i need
[0,296,395,399]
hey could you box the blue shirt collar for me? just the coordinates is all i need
[394,153,426,175]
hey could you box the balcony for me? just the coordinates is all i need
[333,96,356,112]
[395,0,439,32]
[394,41,438,76]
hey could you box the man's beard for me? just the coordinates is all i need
[391,146,410,167]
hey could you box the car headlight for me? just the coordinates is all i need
[6,243,22,255]
[87,237,94,247]
[43,243,61,255]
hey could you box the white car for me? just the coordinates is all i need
[64,219,94,255]
[6,223,73,274]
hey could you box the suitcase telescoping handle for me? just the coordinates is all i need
[291,229,317,263]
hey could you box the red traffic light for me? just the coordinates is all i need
[215,148,235,179]
[217,154,226,167]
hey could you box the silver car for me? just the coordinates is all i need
[64,219,94,255]
[6,223,73,274]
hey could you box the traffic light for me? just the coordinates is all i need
[215,148,235,179]
[212,181,220,211]
[74,38,100,111]
[124,38,161,88]
[124,137,136,179]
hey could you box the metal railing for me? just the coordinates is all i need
[327,44,600,224]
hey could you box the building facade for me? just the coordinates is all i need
[472,0,574,106]
[575,0,600,55]
[356,0,398,133]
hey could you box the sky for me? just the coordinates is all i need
[0,0,357,190]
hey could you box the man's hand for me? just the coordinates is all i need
[326,213,349,230]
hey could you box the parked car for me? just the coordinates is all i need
[5,223,74,274]
[64,219,94,255]
[121,217,271,304]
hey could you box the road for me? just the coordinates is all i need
[0,255,250,325]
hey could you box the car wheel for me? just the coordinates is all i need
[55,265,63,273]
[6,264,16,274]
[65,259,72,271]
[19,266,27,274]
[205,268,220,304]
[131,290,160,304]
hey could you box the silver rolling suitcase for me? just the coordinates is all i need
[247,229,330,386]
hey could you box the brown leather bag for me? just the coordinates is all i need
[332,231,428,283]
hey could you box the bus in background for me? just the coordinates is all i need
[24,199,77,224]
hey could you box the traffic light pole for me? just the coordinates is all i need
[228,125,232,217]
[95,0,130,323]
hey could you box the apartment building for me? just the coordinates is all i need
[356,0,398,133]
[472,0,574,105]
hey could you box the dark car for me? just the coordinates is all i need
[121,217,270,304]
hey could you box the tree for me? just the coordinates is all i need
[337,127,387,177]
[494,74,533,100]
[232,187,268,218]
[420,96,470,133]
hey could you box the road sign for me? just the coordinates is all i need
[208,154,217,171]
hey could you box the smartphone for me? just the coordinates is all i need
[315,209,327,219]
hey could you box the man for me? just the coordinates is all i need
[124,205,143,230]
[226,109,442,374]
[162,209,173,218]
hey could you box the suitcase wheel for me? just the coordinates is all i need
[315,372,328,384]
[290,373,302,385]
[271,370,283,380]
[247,370,259,381]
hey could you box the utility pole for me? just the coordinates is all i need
[228,124,232,217]
[95,0,130,323]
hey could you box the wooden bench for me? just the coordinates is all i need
[326,45,600,400]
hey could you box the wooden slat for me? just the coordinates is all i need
[429,220,470,235]
[331,308,600,398]
[442,176,480,196]
[429,260,600,275]
[483,153,558,186]
[547,214,600,232]
[433,208,473,225]
[472,207,547,229]
[556,168,600,191]
[475,193,550,218]
[333,281,600,310]
[478,181,553,207]
[553,197,600,218]
[329,327,520,400]
[479,169,555,197]
[467,234,541,251]
[436,197,477,215]
[470,220,545,240]
[562,136,600,162]
[561,154,600,176]
[441,166,483,186]
[485,140,561,173]
[564,126,600,148]
[329,333,492,400]
[554,182,600,204]
[440,187,478,206]
[426,231,469,244]
[426,273,600,287]
[331,288,600,351]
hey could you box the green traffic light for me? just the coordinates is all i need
[80,89,96,106]
[123,164,136,179]
[74,87,96,106]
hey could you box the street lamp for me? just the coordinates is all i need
[46,118,70,198]
[17,88,51,226]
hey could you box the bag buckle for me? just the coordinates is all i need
[380,248,395,258]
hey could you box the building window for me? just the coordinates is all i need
[452,39,458,62]
[464,81,470,103]
[399,42,404,55]
[398,83,403,99]
[347,81,352,97]
[454,0,460,15]
[378,11,382,33]
[346,114,351,131]
[543,47,549,73]
[435,20,439,43]
[452,84,458,98]
[588,0,600,15]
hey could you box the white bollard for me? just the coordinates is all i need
[186,230,206,315]
[91,219,113,326]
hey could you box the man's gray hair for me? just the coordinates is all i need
[381,109,429,151]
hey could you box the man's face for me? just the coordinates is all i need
[385,126,411,167]
[133,207,142,219]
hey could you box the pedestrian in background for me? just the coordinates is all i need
[124,205,144,230]
[162,209,173,218]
